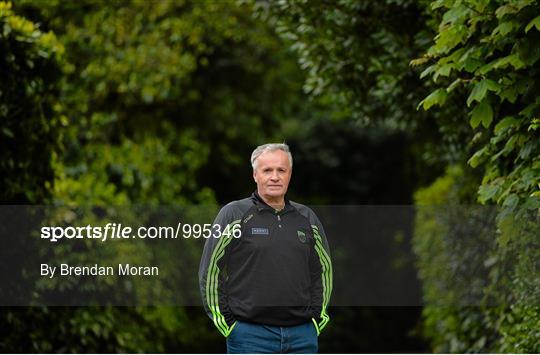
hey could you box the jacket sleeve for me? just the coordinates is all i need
[308,210,333,335]
[198,204,240,337]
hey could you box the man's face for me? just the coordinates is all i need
[253,150,292,201]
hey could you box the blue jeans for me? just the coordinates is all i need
[226,320,318,354]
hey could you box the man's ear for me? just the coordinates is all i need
[253,169,257,183]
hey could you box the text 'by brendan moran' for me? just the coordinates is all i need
[40,263,159,278]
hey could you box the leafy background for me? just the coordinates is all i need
[0,0,538,352]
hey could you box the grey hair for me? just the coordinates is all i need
[251,143,293,170]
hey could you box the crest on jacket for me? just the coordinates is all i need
[297,230,307,243]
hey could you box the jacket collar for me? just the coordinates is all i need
[251,191,294,213]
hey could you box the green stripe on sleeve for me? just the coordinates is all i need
[312,225,333,332]
[206,220,241,337]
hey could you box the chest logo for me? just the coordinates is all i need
[251,227,269,236]
[297,230,307,243]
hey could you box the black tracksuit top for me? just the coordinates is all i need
[199,192,332,337]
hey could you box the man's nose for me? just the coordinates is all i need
[270,171,279,180]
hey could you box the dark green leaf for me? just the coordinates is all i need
[525,15,540,33]
[470,100,493,128]
[418,88,448,111]
[494,116,519,134]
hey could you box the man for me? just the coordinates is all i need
[199,143,332,354]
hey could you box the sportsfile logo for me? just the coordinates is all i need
[40,222,242,242]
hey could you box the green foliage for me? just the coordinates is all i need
[4,0,538,351]
[414,166,539,352]
[257,0,475,175]
[268,0,539,352]
[0,306,215,353]
[19,0,305,203]
[53,125,213,205]
[416,0,540,209]
[0,1,64,203]
[2,0,308,352]
[256,0,431,127]
[413,1,540,351]
[413,166,496,352]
